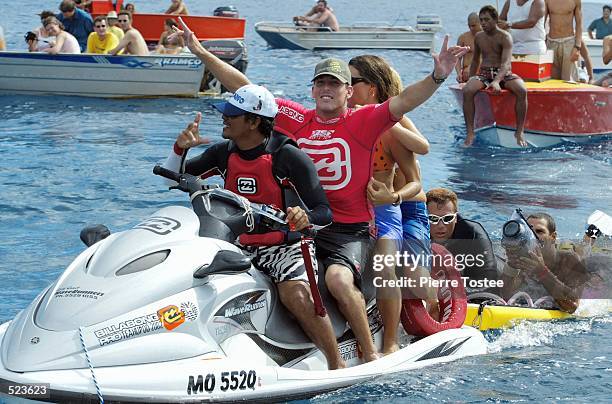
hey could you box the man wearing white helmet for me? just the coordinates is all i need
[163,84,346,370]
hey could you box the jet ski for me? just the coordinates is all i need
[0,166,487,402]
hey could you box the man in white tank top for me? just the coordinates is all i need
[499,0,546,55]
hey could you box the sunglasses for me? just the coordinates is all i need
[95,25,106,28]
[118,19,129,23]
[351,77,368,86]
[428,213,457,225]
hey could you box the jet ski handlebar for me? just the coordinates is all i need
[153,165,316,238]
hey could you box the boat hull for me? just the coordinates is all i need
[449,80,612,148]
[254,22,435,51]
[0,52,204,98]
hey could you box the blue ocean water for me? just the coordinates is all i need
[0,0,611,402]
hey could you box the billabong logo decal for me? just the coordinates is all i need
[135,216,181,235]
[237,177,257,194]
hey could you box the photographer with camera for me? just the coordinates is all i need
[501,212,587,313]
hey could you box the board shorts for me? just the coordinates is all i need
[246,239,316,283]
[476,67,520,87]
[400,201,433,270]
[374,204,403,246]
[315,222,373,288]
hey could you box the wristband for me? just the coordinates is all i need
[173,142,184,155]
[391,192,402,206]
[431,71,447,84]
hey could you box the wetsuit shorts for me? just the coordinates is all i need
[315,222,373,287]
[400,201,432,269]
[374,204,403,246]
[247,239,316,283]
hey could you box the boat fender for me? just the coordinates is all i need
[400,243,467,336]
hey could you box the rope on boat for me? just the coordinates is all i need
[78,326,104,404]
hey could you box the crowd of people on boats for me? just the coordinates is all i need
[156,15,610,369]
[14,0,187,56]
[0,1,608,370]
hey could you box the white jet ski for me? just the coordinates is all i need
[0,167,487,402]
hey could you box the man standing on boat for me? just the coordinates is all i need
[462,5,528,147]
[544,0,583,81]
[171,20,467,362]
[109,11,148,56]
[293,0,339,32]
[456,13,483,83]
[57,0,93,52]
[499,0,547,55]
[501,213,587,313]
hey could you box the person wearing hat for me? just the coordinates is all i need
[163,84,346,370]
[171,19,467,362]
[106,11,124,41]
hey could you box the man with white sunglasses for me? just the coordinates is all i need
[426,188,499,293]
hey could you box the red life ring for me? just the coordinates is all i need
[400,243,467,336]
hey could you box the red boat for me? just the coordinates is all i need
[90,0,246,43]
[449,53,612,148]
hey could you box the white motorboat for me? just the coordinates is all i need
[0,51,204,98]
[584,36,611,73]
[254,16,441,51]
[0,166,487,402]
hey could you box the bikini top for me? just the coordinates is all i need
[372,139,394,172]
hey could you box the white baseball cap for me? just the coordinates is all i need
[213,84,278,118]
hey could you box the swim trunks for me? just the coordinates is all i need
[374,204,403,244]
[247,239,316,283]
[476,67,520,86]
[400,201,432,270]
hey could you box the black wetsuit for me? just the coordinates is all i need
[443,214,500,294]
[182,134,332,227]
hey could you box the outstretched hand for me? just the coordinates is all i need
[168,16,196,48]
[176,112,210,149]
[432,35,470,79]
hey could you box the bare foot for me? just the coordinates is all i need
[363,351,382,362]
[329,359,347,370]
[464,132,475,146]
[382,343,400,356]
[427,299,440,321]
[515,131,527,147]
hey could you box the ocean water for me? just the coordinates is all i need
[0,1,611,402]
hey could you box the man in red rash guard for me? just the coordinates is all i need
[172,22,467,361]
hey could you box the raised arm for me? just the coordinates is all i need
[172,18,250,92]
[388,35,468,118]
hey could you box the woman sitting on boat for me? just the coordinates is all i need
[155,19,185,54]
[29,16,80,54]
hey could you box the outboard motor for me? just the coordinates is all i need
[200,39,248,93]
[213,5,239,18]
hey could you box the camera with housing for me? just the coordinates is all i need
[501,209,538,256]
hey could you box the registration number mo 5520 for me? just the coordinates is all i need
[187,370,257,395]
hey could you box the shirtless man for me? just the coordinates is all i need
[110,11,148,56]
[545,0,582,81]
[456,13,482,83]
[463,5,528,147]
[293,0,339,32]
[165,0,189,15]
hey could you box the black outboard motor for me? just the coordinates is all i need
[213,6,239,18]
[200,39,248,93]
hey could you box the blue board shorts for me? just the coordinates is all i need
[374,204,403,245]
[400,201,432,269]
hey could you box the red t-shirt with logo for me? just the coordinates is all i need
[274,98,400,223]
